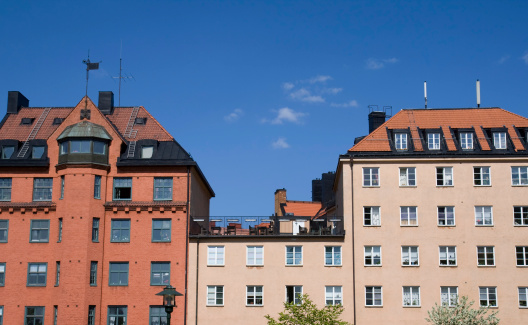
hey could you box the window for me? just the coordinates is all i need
[436,167,453,186]
[207,286,224,306]
[475,206,493,226]
[286,286,302,304]
[395,133,408,150]
[59,176,65,199]
[285,246,302,266]
[70,140,90,153]
[325,286,342,305]
[516,246,528,266]
[94,175,101,199]
[1,146,14,159]
[401,246,419,266]
[55,261,60,286]
[135,118,147,125]
[150,219,171,242]
[364,246,381,266]
[0,306,3,325]
[93,141,105,154]
[30,220,50,242]
[399,167,416,186]
[493,132,507,149]
[149,306,168,324]
[439,246,457,266]
[325,246,342,266]
[363,168,379,186]
[460,132,473,150]
[477,246,495,266]
[88,306,96,325]
[363,206,380,226]
[32,146,44,159]
[57,218,62,242]
[111,219,130,242]
[113,177,132,200]
[151,262,170,286]
[519,287,528,308]
[141,146,153,159]
[154,177,172,200]
[33,178,52,201]
[207,246,225,266]
[0,220,7,242]
[247,246,264,266]
[27,263,47,286]
[0,178,11,201]
[428,133,440,150]
[90,261,97,286]
[53,305,57,325]
[479,287,497,307]
[512,166,528,185]
[438,207,455,226]
[0,263,4,286]
[25,307,45,325]
[441,286,458,306]
[108,306,127,325]
[514,206,528,226]
[403,286,420,306]
[92,218,100,242]
[60,142,68,155]
[400,206,417,226]
[474,167,490,186]
[365,286,383,306]
[109,262,129,286]
[246,286,263,306]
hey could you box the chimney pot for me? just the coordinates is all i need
[98,91,114,115]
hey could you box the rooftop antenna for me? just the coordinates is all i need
[112,41,135,107]
[81,50,101,120]
[476,79,481,108]
[424,81,428,109]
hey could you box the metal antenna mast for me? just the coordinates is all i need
[82,51,101,119]
[112,42,134,106]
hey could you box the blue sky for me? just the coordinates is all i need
[1,0,527,215]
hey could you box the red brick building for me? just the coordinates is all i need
[0,91,213,325]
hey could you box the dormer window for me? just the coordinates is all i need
[427,133,440,150]
[52,118,64,125]
[141,146,153,159]
[1,146,14,159]
[460,132,473,150]
[395,133,408,150]
[493,132,507,149]
[32,146,45,159]
[134,118,147,125]
[21,118,34,125]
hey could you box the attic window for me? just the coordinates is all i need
[134,118,147,125]
[141,146,153,159]
[52,118,64,125]
[21,118,35,125]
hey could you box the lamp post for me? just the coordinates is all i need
[156,285,183,325]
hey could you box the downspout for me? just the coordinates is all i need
[184,167,191,325]
[195,238,200,325]
[350,160,356,325]
[99,175,108,325]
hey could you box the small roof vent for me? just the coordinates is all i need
[52,118,64,125]
[20,118,34,125]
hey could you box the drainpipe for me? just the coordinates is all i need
[350,160,356,325]
[184,166,191,325]
[195,238,200,325]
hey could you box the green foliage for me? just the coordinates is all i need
[265,294,352,325]
[426,296,499,325]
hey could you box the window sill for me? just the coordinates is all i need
[477,265,496,268]
[402,265,419,267]
[438,225,456,227]
[365,265,382,267]
[400,225,419,227]
[475,225,494,227]
[207,265,225,267]
[516,265,528,268]
[30,241,50,243]
[246,305,264,307]
[512,185,528,187]
[324,265,342,267]
[474,185,491,187]
[514,225,528,227]
[246,265,264,267]
[362,186,380,188]
[152,241,171,243]
[108,284,129,287]
[363,225,381,227]
[436,185,454,188]
[206,305,224,307]
[403,305,421,308]
[110,241,130,243]
[439,265,458,267]
[285,264,303,267]
[399,186,417,188]
[365,305,383,308]
[90,284,97,287]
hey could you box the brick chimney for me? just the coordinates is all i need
[7,91,29,114]
[274,188,287,216]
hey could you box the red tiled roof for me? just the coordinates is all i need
[350,108,528,152]
[283,200,322,217]
[106,106,173,141]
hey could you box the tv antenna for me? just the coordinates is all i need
[112,42,135,106]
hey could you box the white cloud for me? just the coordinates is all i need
[498,55,510,64]
[272,137,290,149]
[289,88,325,103]
[224,108,243,122]
[282,82,295,91]
[522,52,528,64]
[330,100,359,108]
[323,87,343,94]
[306,75,332,84]
[365,57,399,70]
[262,107,306,124]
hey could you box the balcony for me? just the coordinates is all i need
[189,216,344,237]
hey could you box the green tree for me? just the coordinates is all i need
[426,295,499,325]
[265,294,352,325]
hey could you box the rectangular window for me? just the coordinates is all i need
[154,177,173,201]
[27,263,47,286]
[30,220,50,243]
[246,286,263,306]
[399,167,416,186]
[436,167,453,186]
[111,219,130,242]
[401,246,419,266]
[519,287,528,308]
[400,206,417,226]
[207,246,225,266]
[151,262,170,286]
[0,305,3,325]
[33,178,52,201]
[428,133,440,150]
[55,261,60,286]
[207,286,224,306]
[395,133,408,150]
[149,306,168,324]
[108,306,127,325]
[60,142,68,155]
[493,132,507,149]
[93,141,105,155]
[439,246,457,266]
[325,286,342,305]
[363,206,380,226]
[438,207,455,226]
[70,140,90,153]
[94,175,101,199]
[32,146,45,159]
[60,176,64,199]
[90,261,97,286]
[92,218,99,242]
[441,286,458,306]
[57,218,62,243]
[512,166,528,185]
[516,246,528,266]
[479,287,497,307]
[403,286,420,306]
[0,263,4,286]
[113,177,132,200]
[285,246,302,266]
[88,306,96,325]
[1,146,14,159]
[363,167,379,187]
[286,286,302,304]
[460,132,473,150]
[247,246,264,266]
[25,307,45,324]
[325,246,342,266]
[514,206,528,226]
[364,246,381,266]
[365,286,383,306]
[109,262,129,286]
[152,219,171,242]
[475,206,493,226]
[0,178,12,201]
[474,167,491,186]
[141,146,154,158]
[0,220,8,243]
[53,305,57,325]
[477,246,495,266]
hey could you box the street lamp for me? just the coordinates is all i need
[156,285,183,325]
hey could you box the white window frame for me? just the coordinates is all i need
[325,246,342,266]
[364,246,381,266]
[512,166,528,186]
[516,246,528,266]
[477,246,495,266]
[402,286,421,307]
[439,246,457,266]
[479,287,497,307]
[519,287,528,308]
[206,285,224,306]
[436,167,453,186]
[325,286,342,306]
[401,246,419,266]
[285,246,302,266]
[246,286,263,306]
[363,206,381,226]
[473,166,491,186]
[247,246,264,266]
[428,133,440,150]
[207,246,225,266]
[285,285,303,304]
[441,286,458,307]
[514,206,528,226]
[438,206,455,226]
[395,133,408,150]
[365,286,383,306]
[400,206,418,226]
[493,132,507,149]
[363,167,380,187]
[475,206,493,226]
[460,132,473,150]
[399,167,416,186]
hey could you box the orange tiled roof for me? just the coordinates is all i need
[106,107,174,141]
[350,108,528,152]
[283,200,322,217]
